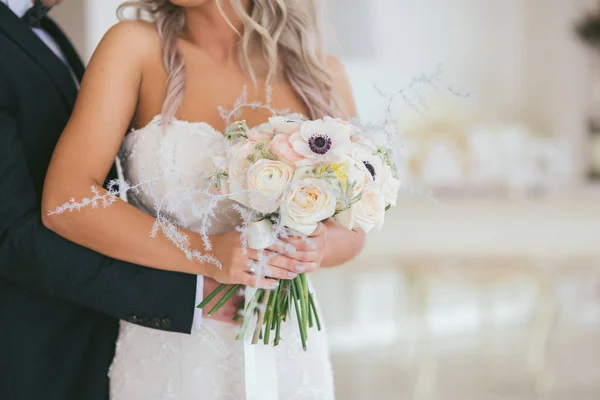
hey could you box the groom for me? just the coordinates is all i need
[0,1,233,399]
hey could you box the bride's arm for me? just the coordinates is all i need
[42,22,230,283]
[320,57,366,267]
[42,22,205,275]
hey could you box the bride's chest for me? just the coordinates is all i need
[121,118,228,178]
[118,118,239,233]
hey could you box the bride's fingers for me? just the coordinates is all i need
[267,238,300,254]
[240,272,280,290]
[271,236,318,253]
[263,245,320,263]
[253,251,318,274]
[256,265,297,280]
[246,258,297,280]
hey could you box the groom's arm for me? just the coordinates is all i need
[0,85,196,334]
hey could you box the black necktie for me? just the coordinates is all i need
[21,0,51,28]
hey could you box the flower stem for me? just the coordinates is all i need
[300,273,309,338]
[291,282,307,351]
[274,316,282,346]
[196,283,227,309]
[294,276,308,340]
[232,311,242,322]
[280,281,290,322]
[237,289,263,340]
[308,295,314,329]
[264,285,279,345]
[207,284,242,316]
[309,293,321,331]
[252,290,271,344]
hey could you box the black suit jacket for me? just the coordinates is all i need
[0,5,197,400]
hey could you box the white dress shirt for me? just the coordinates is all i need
[2,0,204,330]
[3,0,68,63]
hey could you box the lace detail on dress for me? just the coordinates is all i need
[110,116,335,400]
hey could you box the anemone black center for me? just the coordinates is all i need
[314,137,326,148]
[308,134,332,155]
[363,161,376,179]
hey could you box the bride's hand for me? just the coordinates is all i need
[207,230,300,289]
[201,278,244,325]
[265,223,328,273]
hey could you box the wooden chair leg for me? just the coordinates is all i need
[527,271,558,399]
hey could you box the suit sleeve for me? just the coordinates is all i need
[0,78,196,334]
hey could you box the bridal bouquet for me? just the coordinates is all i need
[199,114,401,350]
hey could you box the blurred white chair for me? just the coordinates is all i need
[395,257,561,400]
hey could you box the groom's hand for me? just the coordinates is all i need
[201,278,244,325]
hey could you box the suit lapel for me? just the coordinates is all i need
[41,18,85,83]
[0,3,77,108]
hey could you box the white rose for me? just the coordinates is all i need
[335,184,385,233]
[280,179,337,235]
[226,140,255,207]
[246,159,294,214]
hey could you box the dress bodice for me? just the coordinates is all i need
[119,115,240,235]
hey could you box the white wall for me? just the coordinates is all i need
[53,0,123,61]
[325,0,590,183]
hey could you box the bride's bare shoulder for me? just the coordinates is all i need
[90,20,161,66]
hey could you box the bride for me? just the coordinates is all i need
[42,0,364,398]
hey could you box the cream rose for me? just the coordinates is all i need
[335,184,385,233]
[280,179,337,235]
[246,159,294,214]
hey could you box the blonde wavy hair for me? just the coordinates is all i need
[117,0,341,122]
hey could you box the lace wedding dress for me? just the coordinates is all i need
[109,116,335,400]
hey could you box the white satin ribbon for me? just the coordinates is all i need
[244,220,278,400]
[243,287,279,400]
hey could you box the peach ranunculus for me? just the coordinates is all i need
[270,133,305,164]
[246,159,294,214]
